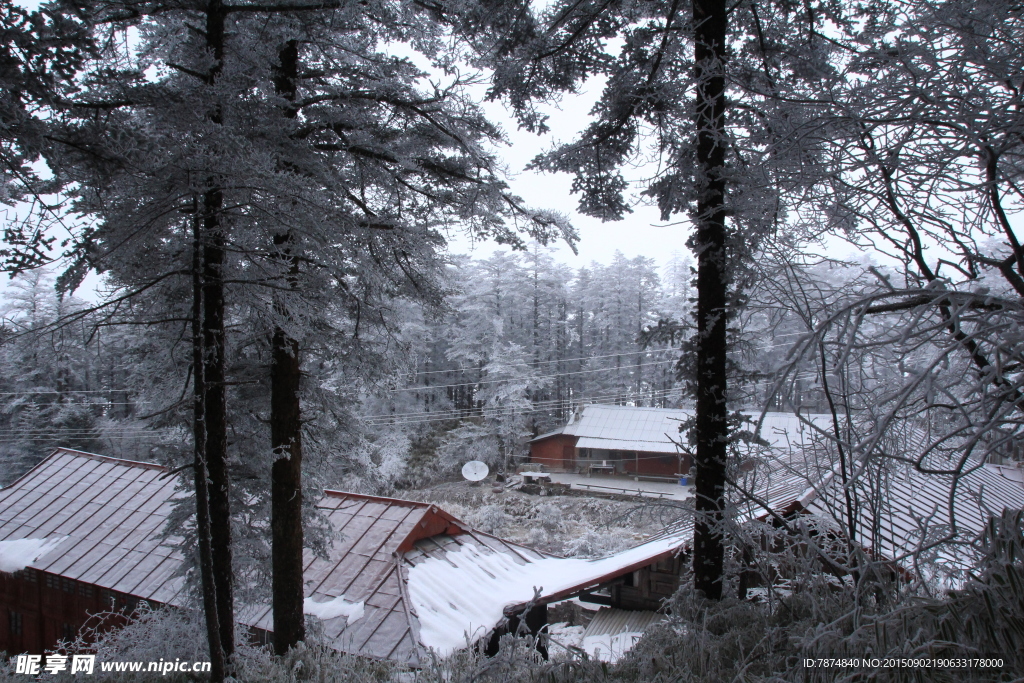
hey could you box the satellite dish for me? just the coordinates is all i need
[461,460,489,482]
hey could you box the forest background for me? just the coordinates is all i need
[5,0,1024,679]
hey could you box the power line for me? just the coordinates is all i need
[398,347,681,379]
[364,371,823,427]
[364,388,683,426]
[394,330,814,380]
[388,358,679,393]
[0,389,134,396]
[364,385,680,422]
[3,401,148,405]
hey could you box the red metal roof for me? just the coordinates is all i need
[0,449,186,605]
[0,449,550,665]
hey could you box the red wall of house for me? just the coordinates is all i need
[623,452,689,477]
[530,437,693,477]
[528,435,577,471]
[1,569,140,655]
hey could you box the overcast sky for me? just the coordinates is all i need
[455,89,693,268]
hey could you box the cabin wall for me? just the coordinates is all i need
[1,569,140,655]
[622,452,689,477]
[528,435,576,471]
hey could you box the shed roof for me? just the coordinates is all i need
[0,449,186,605]
[403,525,691,656]
[549,405,833,455]
[800,459,1024,581]
[0,449,549,666]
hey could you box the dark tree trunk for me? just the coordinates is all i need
[192,212,225,682]
[270,39,306,655]
[690,0,729,601]
[202,189,235,655]
[202,0,235,658]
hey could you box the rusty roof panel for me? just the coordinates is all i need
[35,535,94,575]
[122,553,178,598]
[340,559,393,598]
[349,518,405,558]
[0,449,567,666]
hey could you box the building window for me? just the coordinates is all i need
[45,573,58,590]
[61,577,75,593]
[78,584,94,598]
[60,623,77,641]
[8,610,23,636]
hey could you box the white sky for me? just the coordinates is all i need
[3,0,863,303]
[456,92,691,268]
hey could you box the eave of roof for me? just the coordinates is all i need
[528,428,566,443]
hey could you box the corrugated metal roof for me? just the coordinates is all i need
[0,450,554,666]
[801,459,1024,581]
[528,428,565,443]
[582,607,663,638]
[562,405,833,454]
[0,449,187,606]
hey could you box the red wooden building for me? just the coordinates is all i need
[528,405,692,477]
[527,405,838,477]
[1,448,693,663]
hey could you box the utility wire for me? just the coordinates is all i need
[389,358,679,393]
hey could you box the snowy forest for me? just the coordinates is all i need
[0,248,700,485]
[3,0,1024,680]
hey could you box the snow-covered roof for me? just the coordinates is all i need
[244,492,548,666]
[730,435,1024,583]
[0,449,550,666]
[550,404,833,455]
[801,460,1024,581]
[403,526,690,656]
[9,445,1021,662]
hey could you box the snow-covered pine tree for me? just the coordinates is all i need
[486,0,844,599]
[46,0,574,667]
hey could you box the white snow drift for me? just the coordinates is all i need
[0,536,67,573]
[406,535,686,656]
[303,595,365,623]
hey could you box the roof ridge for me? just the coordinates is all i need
[54,448,168,472]
[320,490,432,508]
[0,448,167,491]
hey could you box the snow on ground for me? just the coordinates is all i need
[406,532,687,656]
[0,536,67,573]
[546,622,586,656]
[402,479,685,558]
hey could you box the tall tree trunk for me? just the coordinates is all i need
[202,0,235,657]
[691,0,729,601]
[202,188,235,655]
[270,38,305,654]
[191,211,225,682]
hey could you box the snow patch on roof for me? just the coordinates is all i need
[0,536,67,573]
[303,595,365,623]
[406,533,687,656]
